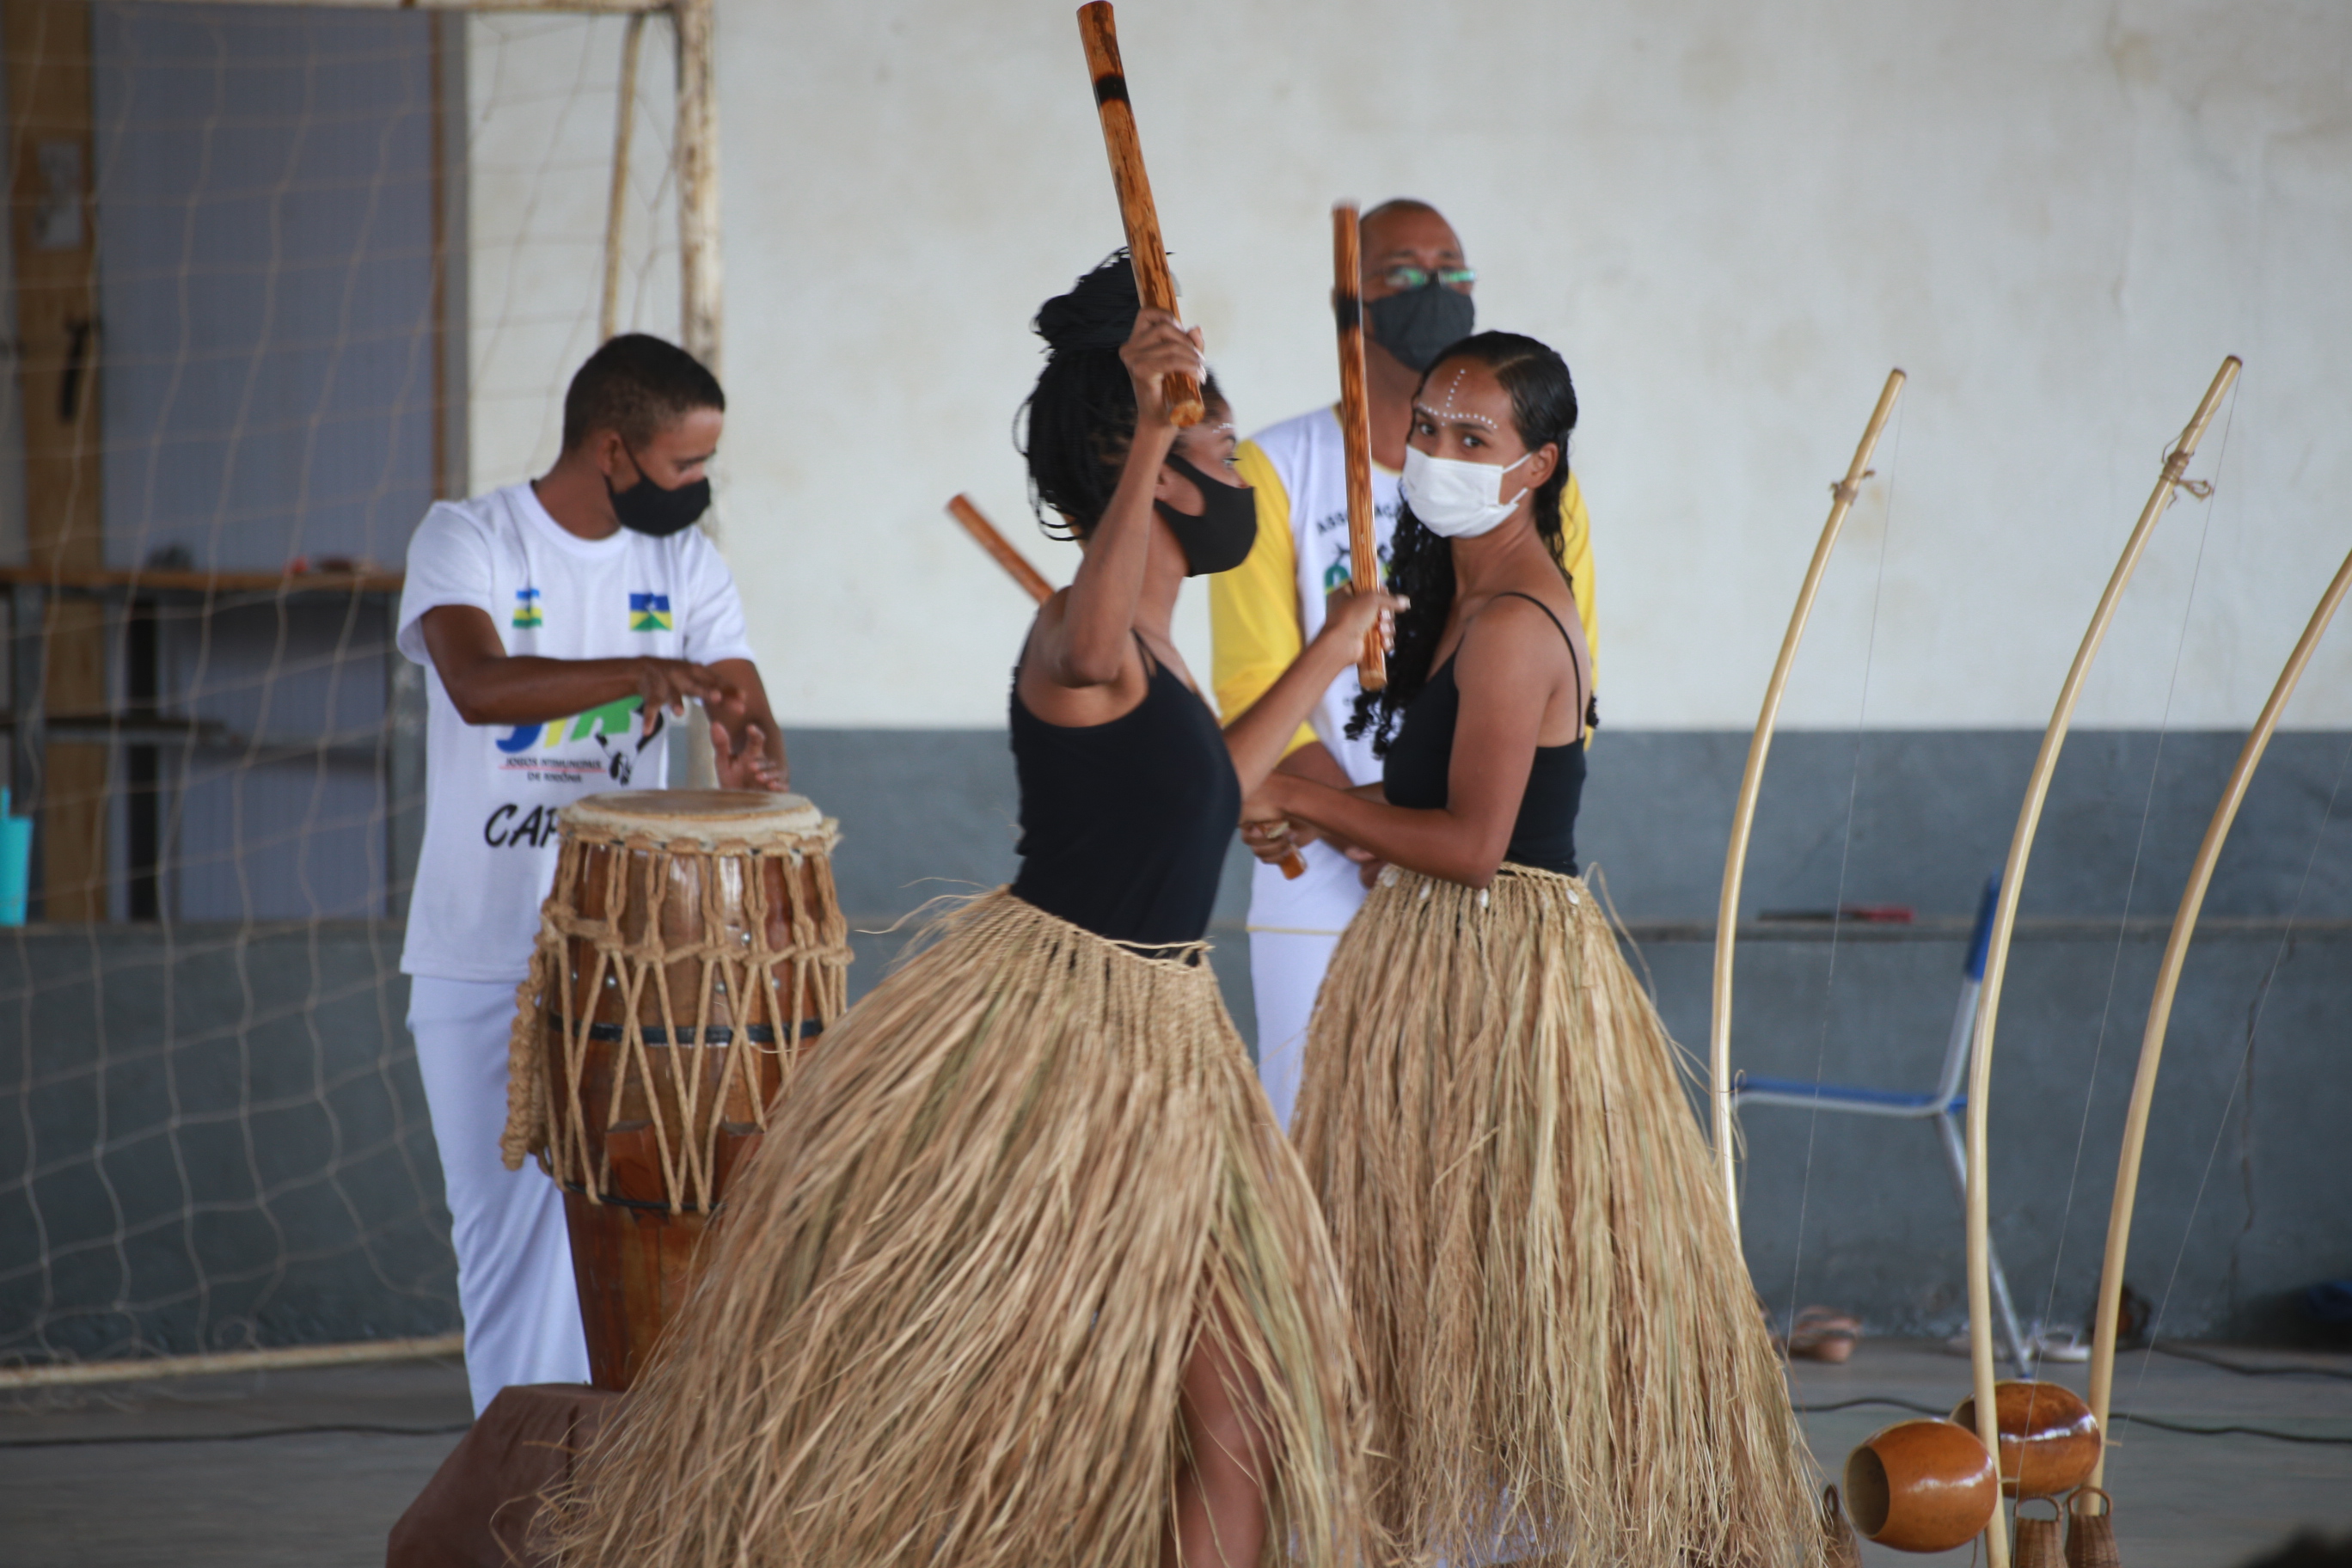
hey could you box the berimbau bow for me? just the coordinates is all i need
[2084,534,2352,1485]
[1961,356,2240,1568]
[1708,369,1906,1234]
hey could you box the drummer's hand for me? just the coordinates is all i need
[1240,800,1315,864]
[634,656,728,718]
[711,719,784,792]
[1120,308,1206,429]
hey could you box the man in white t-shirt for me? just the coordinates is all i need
[1209,199,1599,1130]
[397,333,784,1412]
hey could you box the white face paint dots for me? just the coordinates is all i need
[1424,368,1498,430]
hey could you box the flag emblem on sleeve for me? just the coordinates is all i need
[511,587,543,628]
[628,592,671,632]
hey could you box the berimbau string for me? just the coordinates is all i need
[2027,379,2240,1351]
[1782,394,1906,1332]
[2118,720,2352,1436]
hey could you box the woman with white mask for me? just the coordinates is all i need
[1242,333,1831,1568]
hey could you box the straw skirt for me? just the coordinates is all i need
[544,889,1366,1568]
[1294,865,1823,1568]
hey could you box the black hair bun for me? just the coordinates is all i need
[1033,251,1141,353]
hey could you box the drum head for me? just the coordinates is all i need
[561,789,830,848]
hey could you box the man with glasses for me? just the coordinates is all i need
[1210,199,1597,1131]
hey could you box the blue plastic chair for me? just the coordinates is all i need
[1730,878,2034,1373]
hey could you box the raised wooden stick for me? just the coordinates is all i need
[2086,532,2349,1488]
[948,493,1057,603]
[1075,3,1202,426]
[1708,369,1904,1237]
[1332,202,1387,690]
[1962,355,2239,1568]
[947,493,1303,880]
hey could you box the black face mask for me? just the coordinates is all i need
[1363,279,1475,373]
[1154,453,1257,577]
[607,451,712,538]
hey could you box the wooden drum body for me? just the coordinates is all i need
[500,790,848,1391]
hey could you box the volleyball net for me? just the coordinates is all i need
[1,0,709,1375]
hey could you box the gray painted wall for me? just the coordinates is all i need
[4,726,2345,1357]
[799,723,2352,1348]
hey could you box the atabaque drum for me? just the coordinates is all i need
[499,789,850,1390]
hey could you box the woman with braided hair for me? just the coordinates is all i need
[545,254,1393,1568]
[1243,333,1829,1568]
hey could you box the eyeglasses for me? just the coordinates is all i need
[1377,265,1477,291]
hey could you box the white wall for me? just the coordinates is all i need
[467,12,681,486]
[468,0,2352,731]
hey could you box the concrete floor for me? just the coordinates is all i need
[0,1340,2345,1566]
[1792,1340,2352,1566]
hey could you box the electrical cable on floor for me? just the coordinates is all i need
[0,1421,472,1449]
[2148,1341,2352,1382]
[1792,1395,2352,1446]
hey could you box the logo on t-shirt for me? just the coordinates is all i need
[628,591,671,632]
[1314,497,1400,592]
[511,587,543,628]
[492,697,665,787]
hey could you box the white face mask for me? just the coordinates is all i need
[1400,444,1534,538]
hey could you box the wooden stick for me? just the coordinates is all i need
[2086,530,2349,1488]
[1332,203,1387,691]
[1962,355,2239,1568]
[0,1331,465,1391]
[1707,369,1903,1238]
[947,493,1057,604]
[1075,3,1203,427]
[946,493,1303,880]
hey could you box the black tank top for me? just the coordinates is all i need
[1381,591,1587,877]
[1008,637,1242,947]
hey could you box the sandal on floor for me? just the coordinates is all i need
[2029,1321,2092,1363]
[1788,1305,1862,1363]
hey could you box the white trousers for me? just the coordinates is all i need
[1247,929,1341,1133]
[1244,841,1369,1133]
[407,974,590,1414]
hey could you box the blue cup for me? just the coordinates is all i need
[0,788,30,926]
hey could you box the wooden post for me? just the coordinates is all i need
[671,0,720,786]
[673,0,720,377]
[399,7,469,919]
[599,9,646,345]
[5,0,109,921]
[430,8,469,502]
